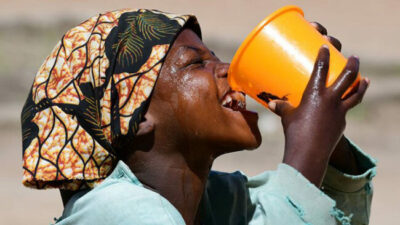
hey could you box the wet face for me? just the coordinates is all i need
[148,29,261,156]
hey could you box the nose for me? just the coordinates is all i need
[215,62,232,98]
[215,62,229,78]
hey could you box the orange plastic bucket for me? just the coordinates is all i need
[228,5,361,108]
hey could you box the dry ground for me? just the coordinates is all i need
[1,0,399,224]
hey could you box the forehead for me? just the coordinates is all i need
[171,29,205,50]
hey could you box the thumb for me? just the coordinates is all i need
[268,100,294,116]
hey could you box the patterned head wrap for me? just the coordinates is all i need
[21,9,200,190]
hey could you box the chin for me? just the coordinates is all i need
[238,111,262,150]
[217,103,262,153]
[223,128,262,153]
[242,131,262,150]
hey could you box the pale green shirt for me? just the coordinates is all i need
[54,140,376,225]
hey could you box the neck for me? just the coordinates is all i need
[125,143,214,225]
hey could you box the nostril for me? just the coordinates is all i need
[219,72,228,78]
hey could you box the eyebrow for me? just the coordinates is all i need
[181,45,203,53]
[180,45,216,57]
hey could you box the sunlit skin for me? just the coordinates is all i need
[60,23,369,225]
[120,29,262,225]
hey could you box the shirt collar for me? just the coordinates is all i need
[108,160,144,187]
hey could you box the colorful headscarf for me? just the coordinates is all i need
[21,9,200,190]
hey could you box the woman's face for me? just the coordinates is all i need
[149,29,261,155]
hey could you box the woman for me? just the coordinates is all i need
[21,9,376,225]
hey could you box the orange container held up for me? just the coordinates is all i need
[228,5,361,108]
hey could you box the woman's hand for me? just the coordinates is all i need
[268,45,369,187]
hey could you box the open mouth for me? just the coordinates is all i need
[221,90,246,111]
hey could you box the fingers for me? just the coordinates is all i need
[331,56,360,96]
[342,78,370,109]
[310,22,327,35]
[324,36,342,52]
[310,21,342,51]
[305,45,330,94]
[268,100,294,117]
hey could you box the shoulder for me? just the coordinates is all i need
[58,177,184,225]
[86,179,161,207]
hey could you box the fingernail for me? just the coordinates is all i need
[365,77,370,85]
[351,55,360,67]
[322,44,329,49]
[268,101,276,111]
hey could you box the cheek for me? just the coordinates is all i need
[178,71,218,106]
[174,72,221,130]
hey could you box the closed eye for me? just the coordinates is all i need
[190,58,203,65]
[186,57,204,68]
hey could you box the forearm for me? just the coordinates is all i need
[283,142,331,188]
[283,135,360,187]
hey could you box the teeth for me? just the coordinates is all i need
[237,100,245,109]
[222,95,232,106]
[222,91,246,111]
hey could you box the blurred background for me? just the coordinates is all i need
[1,0,399,224]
